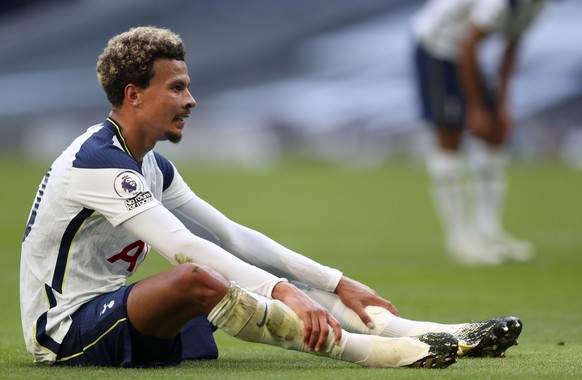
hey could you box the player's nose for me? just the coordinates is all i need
[185,89,196,109]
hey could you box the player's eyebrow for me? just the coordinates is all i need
[170,78,189,87]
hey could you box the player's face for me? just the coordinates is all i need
[137,59,196,143]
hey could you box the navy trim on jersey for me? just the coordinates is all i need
[45,283,57,308]
[106,118,134,158]
[52,208,95,294]
[34,284,60,355]
[72,120,141,173]
[153,152,175,192]
[23,167,52,241]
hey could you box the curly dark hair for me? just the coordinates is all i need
[96,26,186,107]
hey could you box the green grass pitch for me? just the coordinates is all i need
[0,157,580,379]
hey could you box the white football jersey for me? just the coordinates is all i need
[20,118,194,364]
[410,0,546,59]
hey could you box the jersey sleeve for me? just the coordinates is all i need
[172,195,343,293]
[148,151,195,210]
[472,0,545,38]
[470,0,507,32]
[161,164,195,210]
[121,204,286,298]
[68,167,159,227]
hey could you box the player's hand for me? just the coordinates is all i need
[467,105,496,142]
[272,282,342,352]
[335,276,399,329]
[494,103,512,144]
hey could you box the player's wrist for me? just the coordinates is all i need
[334,275,355,295]
[271,281,297,302]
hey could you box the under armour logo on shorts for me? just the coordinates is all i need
[100,300,115,316]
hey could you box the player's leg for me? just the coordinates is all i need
[56,264,226,367]
[126,263,230,339]
[415,43,486,264]
[428,129,468,260]
[128,264,457,368]
[430,127,465,240]
[208,282,457,368]
[429,129,505,265]
[415,43,504,265]
[304,286,521,358]
[468,139,534,262]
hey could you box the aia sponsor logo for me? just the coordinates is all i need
[107,240,149,272]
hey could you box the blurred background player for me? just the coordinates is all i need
[410,0,547,265]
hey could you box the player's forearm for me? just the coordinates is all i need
[173,197,343,292]
[230,225,343,292]
[458,25,487,109]
[123,205,285,298]
[497,38,519,104]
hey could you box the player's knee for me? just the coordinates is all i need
[172,263,230,303]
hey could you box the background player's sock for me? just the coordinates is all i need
[469,140,506,240]
[426,147,471,257]
[468,141,533,262]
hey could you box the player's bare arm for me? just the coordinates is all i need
[494,37,521,143]
[459,24,497,142]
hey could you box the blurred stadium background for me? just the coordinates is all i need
[0,0,580,168]
[1,3,581,376]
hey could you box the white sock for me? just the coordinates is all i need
[343,334,431,368]
[208,283,433,367]
[468,141,507,239]
[426,146,467,245]
[208,282,312,351]
[304,287,460,338]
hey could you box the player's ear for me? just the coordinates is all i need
[125,84,141,107]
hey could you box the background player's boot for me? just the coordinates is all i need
[482,233,534,263]
[447,232,505,266]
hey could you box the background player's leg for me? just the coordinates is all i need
[427,128,502,265]
[469,140,534,262]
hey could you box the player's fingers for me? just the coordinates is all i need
[314,316,330,352]
[327,314,342,345]
[302,316,313,349]
[384,300,400,317]
[353,300,399,329]
[352,303,375,329]
[307,315,321,351]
